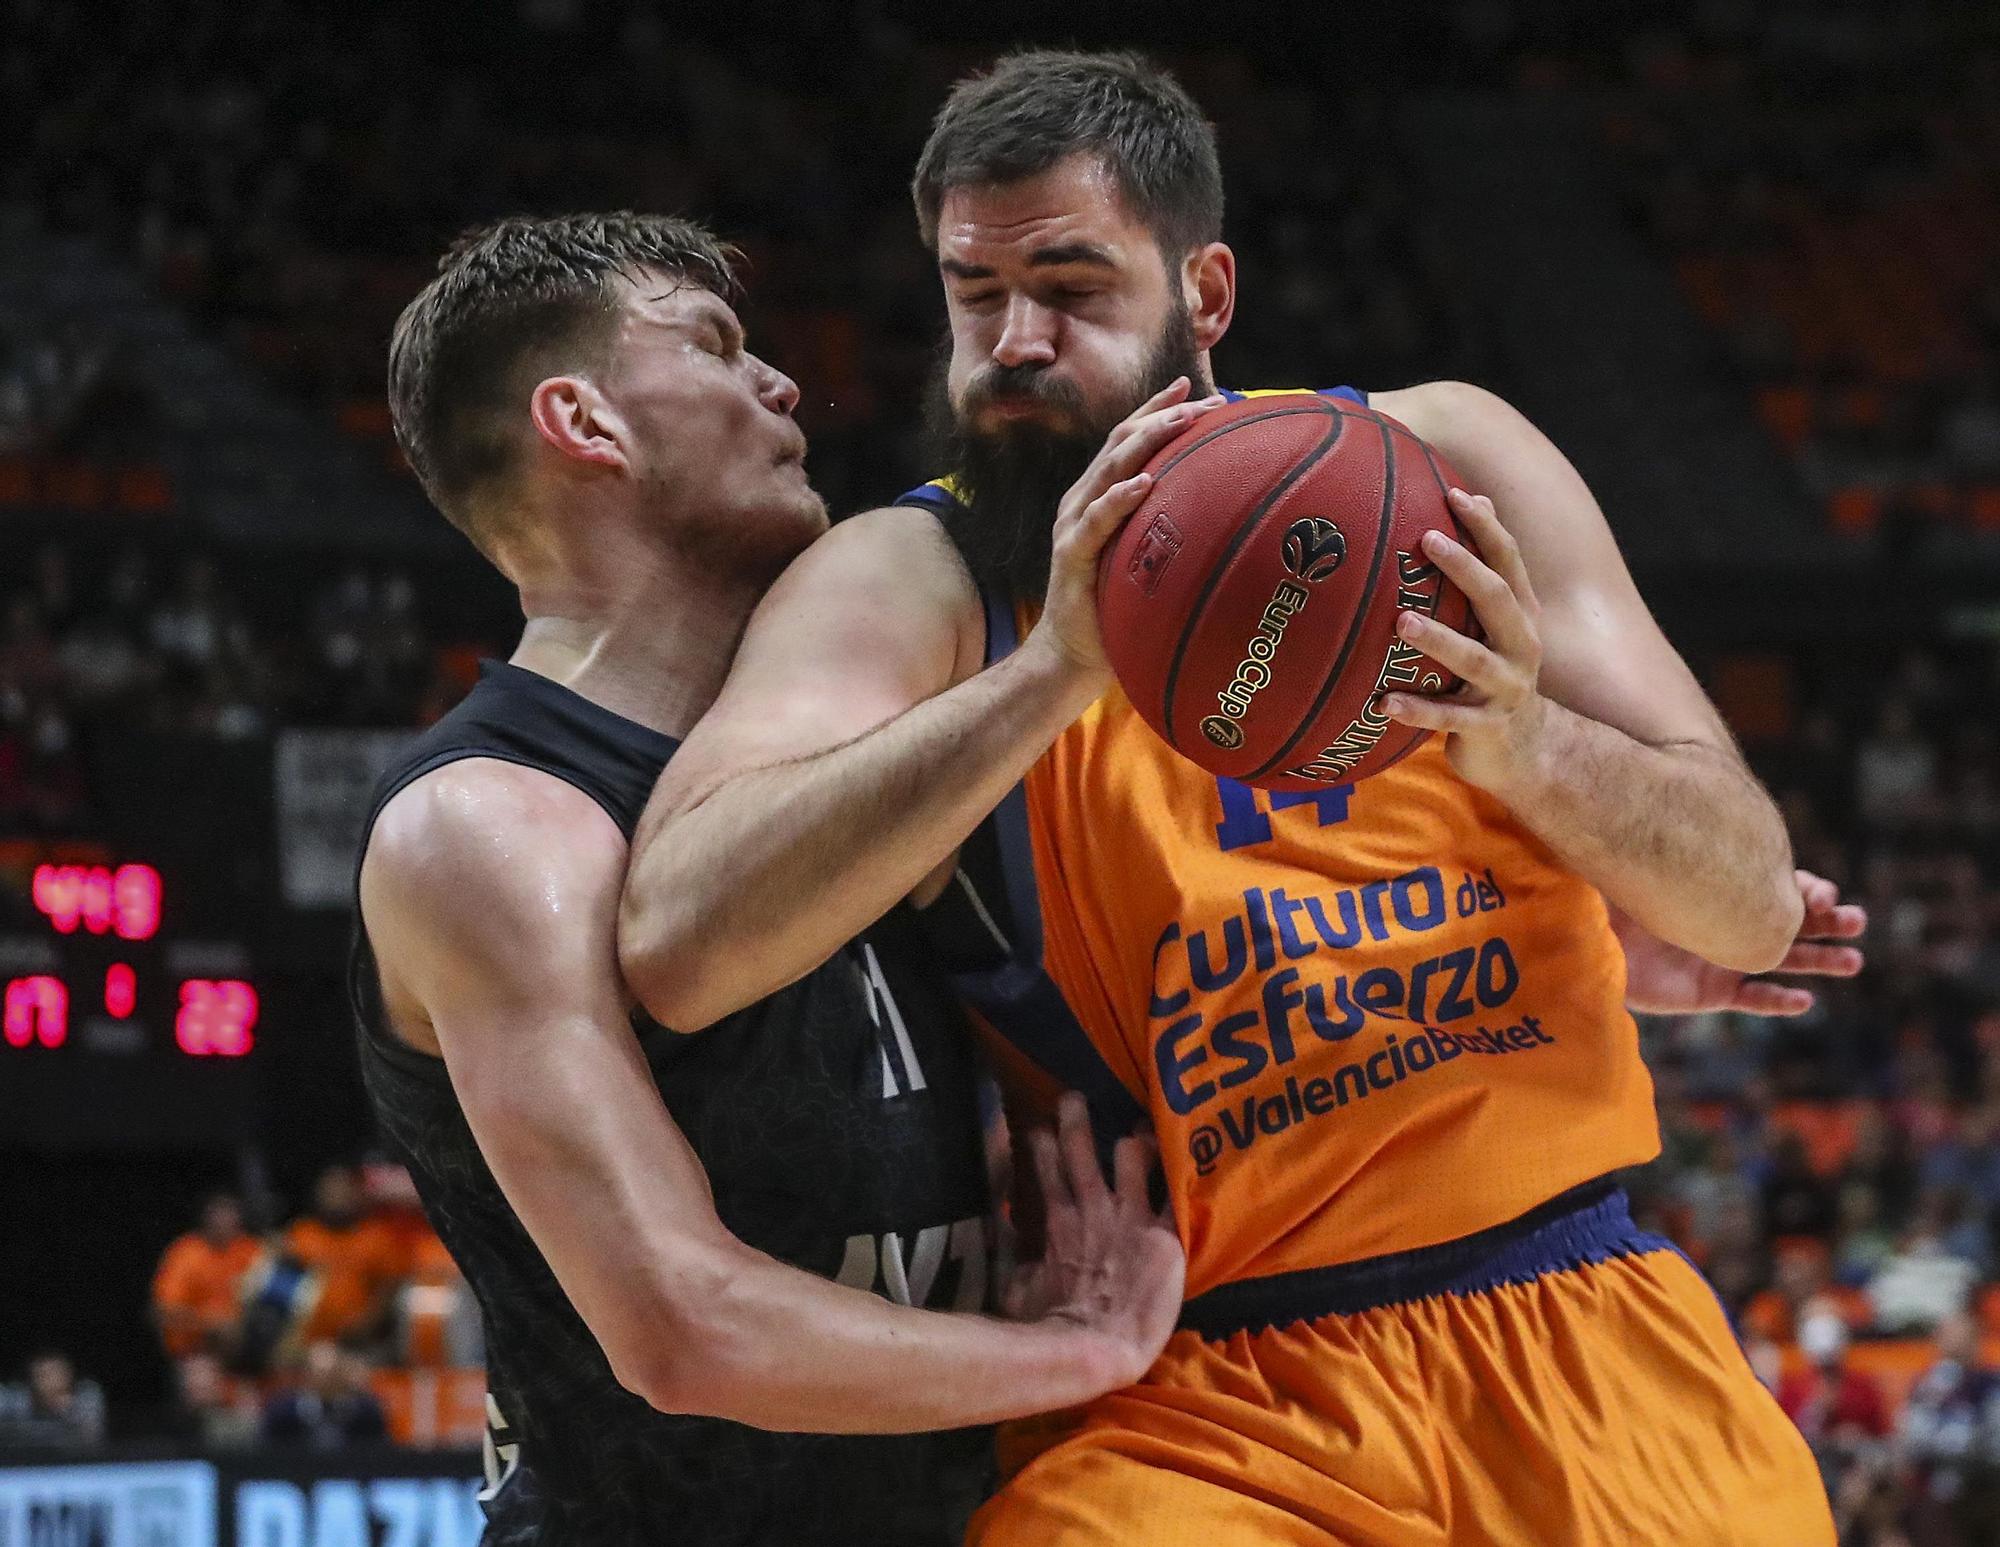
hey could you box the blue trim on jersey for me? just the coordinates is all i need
[1176,1180,1669,1337]
[895,480,959,513]
[1217,386,1368,407]
[937,589,1148,1144]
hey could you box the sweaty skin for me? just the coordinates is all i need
[360,269,1184,1438]
[620,156,1817,1031]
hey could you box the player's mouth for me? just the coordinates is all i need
[980,396,1070,430]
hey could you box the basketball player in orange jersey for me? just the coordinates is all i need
[619,52,1864,1545]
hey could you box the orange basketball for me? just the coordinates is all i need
[1098,394,1476,791]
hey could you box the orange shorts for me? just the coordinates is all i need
[974,1186,1831,1547]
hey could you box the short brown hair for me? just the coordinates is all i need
[912,50,1224,258]
[387,211,739,554]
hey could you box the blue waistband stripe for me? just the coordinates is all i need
[1177,1180,1671,1339]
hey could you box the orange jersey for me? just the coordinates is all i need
[898,389,1829,1544]
[901,387,1659,1296]
[1027,689,1660,1293]
[151,1232,263,1356]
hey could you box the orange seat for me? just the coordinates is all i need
[1771,1101,1864,1175]
[369,1366,487,1447]
[42,462,106,510]
[1756,386,1814,452]
[115,465,173,513]
[1829,487,1882,534]
[337,398,393,438]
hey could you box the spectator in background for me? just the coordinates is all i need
[162,1350,259,1451]
[1831,1456,1918,1547]
[1779,1311,1892,1490]
[1872,1191,1984,1335]
[282,1163,403,1352]
[1901,1311,2000,1545]
[359,1155,482,1367]
[151,1192,261,1360]
[1858,699,1937,831]
[258,1341,387,1451]
[1744,1243,1870,1343]
[1844,1105,1919,1220]
[1833,1181,1901,1289]
[147,554,241,677]
[0,1351,106,1449]
[1764,1128,1841,1241]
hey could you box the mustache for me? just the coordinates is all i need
[960,365,1090,421]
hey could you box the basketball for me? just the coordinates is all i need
[1098,394,1478,792]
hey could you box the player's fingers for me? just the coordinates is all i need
[1804,903,1868,941]
[1731,981,1817,1017]
[1114,376,1194,434]
[1378,693,1490,733]
[1072,474,1152,551]
[1063,398,1215,530]
[1395,611,1507,695]
[1447,489,1540,615]
[1027,1127,1074,1226]
[1056,1092,1110,1210]
[1796,869,1840,915]
[1111,1132,1157,1214]
[1419,528,1536,667]
[1776,941,1865,978]
[1097,396,1222,482]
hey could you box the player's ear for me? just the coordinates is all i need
[1183,242,1235,353]
[529,375,630,472]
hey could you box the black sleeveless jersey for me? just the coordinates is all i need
[348,661,994,1546]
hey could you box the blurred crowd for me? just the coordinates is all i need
[3,1160,478,1453]
[1605,15,2000,538]
[0,0,1471,516]
[0,539,489,831]
[2,0,1999,1536]
[1624,639,2000,1543]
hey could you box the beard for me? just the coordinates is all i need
[919,302,1206,601]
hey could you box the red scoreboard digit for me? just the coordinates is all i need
[3,853,263,1146]
[3,974,67,1049]
[6,860,257,1058]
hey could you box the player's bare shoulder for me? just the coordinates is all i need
[1368,380,1523,453]
[360,758,627,1050]
[779,504,978,638]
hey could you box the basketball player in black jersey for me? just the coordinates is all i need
[355,213,1195,1546]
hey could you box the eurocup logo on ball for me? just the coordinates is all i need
[1282,517,1346,583]
[1200,714,1245,750]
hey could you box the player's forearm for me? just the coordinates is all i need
[1485,700,1800,971]
[621,636,1096,1029]
[632,1243,1125,1433]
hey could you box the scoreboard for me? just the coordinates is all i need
[0,856,263,1147]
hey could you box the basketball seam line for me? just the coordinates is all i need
[1158,399,1347,748]
[1247,416,1401,779]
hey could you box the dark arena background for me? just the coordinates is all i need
[3,2,1999,1543]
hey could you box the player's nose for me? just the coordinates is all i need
[993,295,1058,369]
[753,355,800,415]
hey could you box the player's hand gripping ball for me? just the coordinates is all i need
[1097,394,1477,791]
